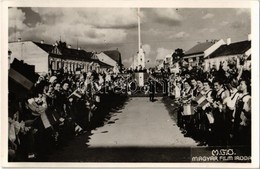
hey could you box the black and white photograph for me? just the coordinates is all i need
[1,0,259,168]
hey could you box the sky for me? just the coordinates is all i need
[8,7,251,67]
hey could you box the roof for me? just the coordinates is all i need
[57,46,94,62]
[34,41,94,62]
[33,41,54,53]
[184,41,215,56]
[103,50,122,65]
[9,40,32,43]
[208,40,251,59]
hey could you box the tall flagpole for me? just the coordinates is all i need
[138,7,141,51]
[137,8,145,86]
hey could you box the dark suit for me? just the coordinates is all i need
[149,80,155,101]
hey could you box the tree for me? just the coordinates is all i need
[172,48,184,63]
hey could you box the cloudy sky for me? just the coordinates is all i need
[8,8,251,67]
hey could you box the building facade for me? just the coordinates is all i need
[103,50,123,69]
[9,40,112,73]
[9,41,49,73]
[183,39,226,68]
[96,52,118,67]
[206,37,251,71]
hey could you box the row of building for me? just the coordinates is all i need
[157,34,251,72]
[8,40,122,74]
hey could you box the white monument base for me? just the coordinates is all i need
[138,73,144,86]
[134,72,145,87]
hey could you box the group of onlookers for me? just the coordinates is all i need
[168,63,251,147]
[8,69,128,161]
[8,58,252,161]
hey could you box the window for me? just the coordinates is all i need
[71,63,74,71]
[51,61,55,70]
[57,61,61,69]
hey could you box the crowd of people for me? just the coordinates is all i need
[8,56,252,161]
[167,61,251,148]
[8,68,129,161]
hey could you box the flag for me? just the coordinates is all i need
[94,95,100,103]
[9,58,38,91]
[182,104,194,116]
[9,68,34,90]
[201,100,211,110]
[40,108,61,129]
[206,112,214,124]
[27,98,47,116]
[194,93,210,110]
[68,89,82,99]
[194,93,206,105]
[40,112,51,128]
[89,62,94,66]
[9,59,38,100]
[149,75,159,83]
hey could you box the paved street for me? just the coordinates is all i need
[45,97,197,162]
[88,97,196,147]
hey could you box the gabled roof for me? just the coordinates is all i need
[33,41,94,62]
[184,41,215,56]
[103,50,122,65]
[208,40,251,59]
[58,46,94,62]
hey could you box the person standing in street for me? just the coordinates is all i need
[148,78,155,102]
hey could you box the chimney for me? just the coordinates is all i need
[40,40,44,44]
[227,38,231,45]
[67,45,71,48]
[248,34,251,41]
[17,38,21,42]
[212,39,218,43]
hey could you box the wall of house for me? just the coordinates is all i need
[49,57,91,73]
[205,49,251,71]
[9,41,49,73]
[204,39,226,58]
[205,55,240,71]
[183,53,204,67]
[96,52,117,67]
